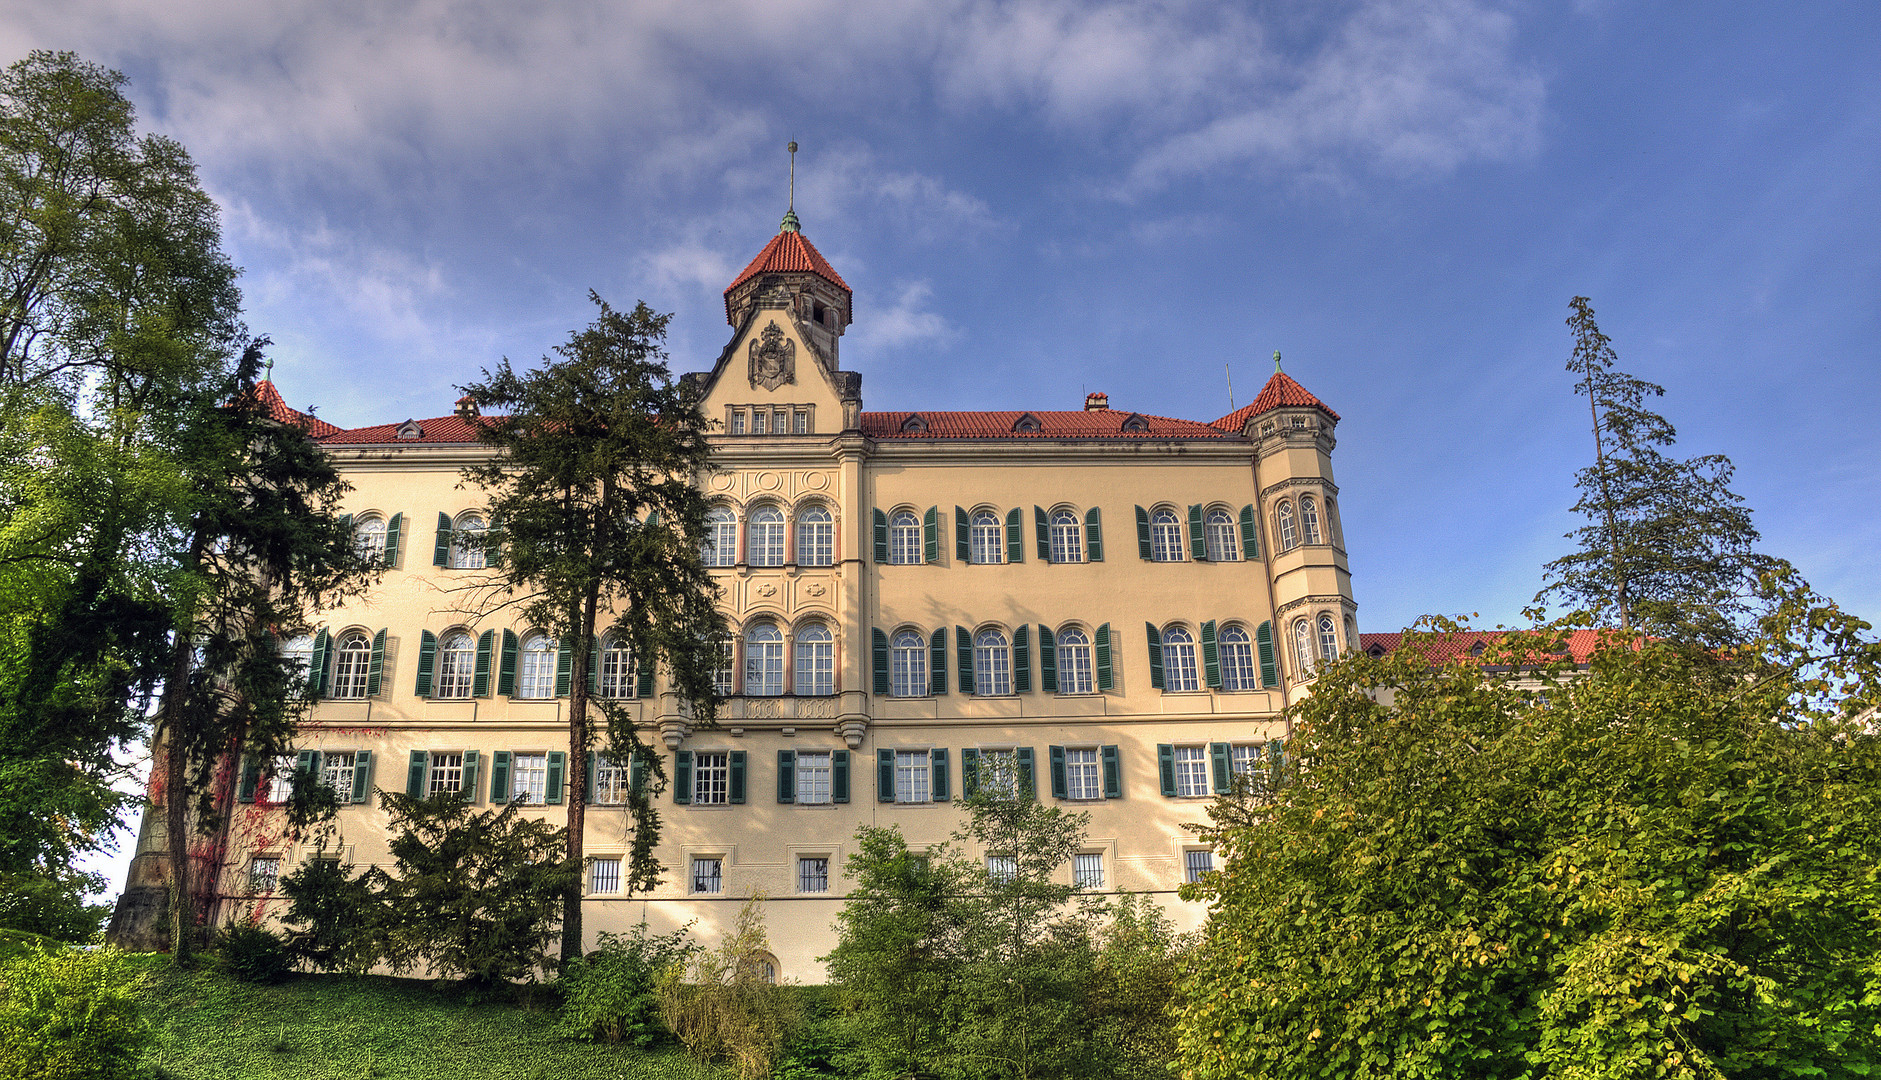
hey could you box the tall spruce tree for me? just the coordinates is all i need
[458,294,724,963]
[1538,296,1773,646]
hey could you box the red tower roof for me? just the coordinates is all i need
[724,230,851,322]
[1211,370,1340,432]
[249,380,342,438]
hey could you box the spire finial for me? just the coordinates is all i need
[263,356,275,382]
[1273,350,1283,373]
[781,141,801,233]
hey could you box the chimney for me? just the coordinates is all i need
[455,395,480,419]
[1084,392,1109,411]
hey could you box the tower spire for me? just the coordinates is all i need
[1274,350,1283,373]
[781,141,800,233]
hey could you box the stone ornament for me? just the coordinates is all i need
[749,320,796,390]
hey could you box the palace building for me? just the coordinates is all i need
[113,211,1358,979]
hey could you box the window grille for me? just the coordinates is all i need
[1074,853,1104,889]
[590,858,621,893]
[1185,849,1214,883]
[692,857,722,894]
[798,857,829,893]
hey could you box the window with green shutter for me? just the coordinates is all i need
[873,508,889,563]
[1102,745,1122,799]
[1085,507,1104,561]
[1005,507,1024,563]
[1188,504,1207,560]
[1134,506,1152,559]
[1145,622,1164,689]
[546,751,565,805]
[433,512,452,566]
[1038,624,1058,692]
[832,749,850,804]
[1012,625,1031,692]
[1016,746,1035,798]
[415,630,437,697]
[555,637,574,697]
[366,629,387,696]
[1256,621,1279,687]
[961,748,979,798]
[382,512,403,568]
[350,750,374,803]
[728,751,746,804]
[923,506,940,563]
[1034,506,1050,561]
[497,629,519,696]
[954,506,969,561]
[473,630,494,697]
[876,749,895,803]
[489,751,512,805]
[955,625,974,695]
[1049,745,1068,799]
[674,750,693,805]
[777,750,795,803]
[1157,744,1176,796]
[1201,620,1221,688]
[308,628,331,699]
[930,627,948,695]
[930,748,950,801]
[1095,623,1113,691]
[872,629,890,695]
[406,750,428,798]
[1238,504,1260,559]
[1210,742,1232,794]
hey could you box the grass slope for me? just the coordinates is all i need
[130,957,737,1080]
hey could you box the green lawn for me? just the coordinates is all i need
[130,957,738,1080]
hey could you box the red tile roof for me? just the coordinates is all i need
[1212,371,1340,432]
[318,414,491,445]
[250,380,342,438]
[860,410,1232,440]
[724,230,851,314]
[1358,629,1607,666]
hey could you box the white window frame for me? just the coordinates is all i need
[353,515,387,562]
[745,624,784,696]
[436,632,475,699]
[1064,747,1101,800]
[795,751,832,805]
[511,752,548,804]
[321,751,357,793]
[890,630,927,698]
[974,628,1012,696]
[599,636,635,699]
[969,510,1004,565]
[1276,501,1298,552]
[1219,625,1257,691]
[796,505,834,567]
[516,633,555,700]
[703,507,737,567]
[710,636,734,697]
[450,513,487,569]
[894,750,931,803]
[794,623,835,696]
[1318,613,1340,663]
[1162,625,1200,692]
[1150,508,1185,562]
[1300,495,1324,545]
[264,754,296,804]
[1205,508,1238,562]
[1173,745,1209,798]
[593,756,629,805]
[979,748,1019,799]
[1049,509,1082,564]
[428,751,465,797]
[888,510,921,565]
[1294,618,1315,677]
[747,505,784,567]
[693,751,730,805]
[1056,628,1093,694]
[331,631,372,699]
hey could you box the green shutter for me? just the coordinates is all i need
[351,750,373,804]
[636,657,654,698]
[1188,504,1207,560]
[555,637,574,697]
[407,750,428,799]
[1095,623,1113,691]
[954,506,969,562]
[877,749,895,803]
[1085,507,1104,561]
[497,630,519,697]
[1257,621,1278,687]
[384,512,403,568]
[1135,506,1152,559]
[629,754,648,799]
[473,630,494,697]
[956,626,974,695]
[832,749,850,803]
[1049,745,1067,799]
[296,750,318,797]
[923,506,940,563]
[490,750,512,805]
[1145,622,1164,690]
[674,751,692,804]
[1006,507,1024,563]
[930,748,950,801]
[587,637,601,694]
[1201,620,1221,688]
[487,515,505,568]
[461,751,480,803]
[1239,504,1260,559]
[546,751,565,805]
[1012,625,1031,693]
[729,751,746,804]
[1101,745,1122,799]
[415,630,437,697]
[1034,506,1050,561]
[961,748,980,798]
[1210,742,1232,795]
[366,629,387,696]
[930,627,948,695]
[1017,747,1036,799]
[585,752,597,802]
[434,512,452,566]
[873,508,889,563]
[339,513,353,535]
[777,750,795,803]
[1157,744,1176,797]
[308,628,330,699]
[872,628,890,695]
[1038,625,1057,693]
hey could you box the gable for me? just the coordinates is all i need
[694,308,851,435]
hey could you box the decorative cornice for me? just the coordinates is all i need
[1274,594,1357,619]
[1259,477,1340,500]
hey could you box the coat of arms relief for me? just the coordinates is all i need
[748,321,795,390]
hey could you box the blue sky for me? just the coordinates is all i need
[6,2,1878,891]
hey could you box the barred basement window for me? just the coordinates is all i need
[590,858,622,893]
[986,856,1017,884]
[249,856,281,893]
[693,752,729,805]
[1185,849,1214,883]
[692,857,722,894]
[1074,852,1104,889]
[798,857,829,893]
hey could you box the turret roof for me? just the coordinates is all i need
[250,380,342,437]
[724,229,851,322]
[1211,370,1340,432]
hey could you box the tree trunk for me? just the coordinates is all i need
[162,524,210,963]
[560,571,604,963]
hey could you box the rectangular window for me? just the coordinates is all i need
[793,410,809,434]
[265,754,296,803]
[796,751,832,805]
[798,856,829,893]
[693,751,729,805]
[590,857,622,894]
[1074,852,1104,889]
[752,410,767,435]
[1185,849,1214,883]
[1230,744,1262,777]
[428,752,465,797]
[692,857,723,894]
[729,410,746,435]
[249,856,281,893]
[1064,748,1101,800]
[979,748,1018,798]
[511,753,547,804]
[986,855,1017,884]
[593,757,629,805]
[894,750,930,804]
[711,639,735,697]
[1173,746,1209,798]
[321,751,356,793]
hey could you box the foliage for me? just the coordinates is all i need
[0,945,152,1080]
[214,922,293,985]
[276,846,381,974]
[1538,296,1774,646]
[0,870,107,943]
[655,898,796,1080]
[457,293,722,961]
[1174,601,1881,1080]
[555,923,697,1047]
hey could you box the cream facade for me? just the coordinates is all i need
[123,217,1359,980]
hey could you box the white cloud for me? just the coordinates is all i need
[848,282,956,354]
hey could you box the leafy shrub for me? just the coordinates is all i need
[0,945,152,1079]
[215,922,292,984]
[279,850,381,973]
[657,897,799,1079]
[554,923,695,1047]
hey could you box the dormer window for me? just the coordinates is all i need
[1012,413,1040,434]
[1366,643,1386,659]
[1121,413,1149,433]
[396,419,423,439]
[901,414,927,435]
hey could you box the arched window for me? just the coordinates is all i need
[1205,508,1238,562]
[1300,496,1324,546]
[709,634,734,697]
[281,636,314,684]
[451,513,487,569]
[970,511,1004,564]
[331,631,372,699]
[1317,613,1340,663]
[1219,625,1257,691]
[745,624,784,696]
[437,631,476,698]
[599,634,635,699]
[517,632,555,699]
[1325,498,1342,547]
[974,628,1012,696]
[703,507,737,567]
[1055,627,1093,694]
[747,506,784,567]
[1162,625,1199,692]
[353,515,387,562]
[794,623,835,695]
[1292,618,1314,677]
[1275,502,1298,552]
[1049,509,1082,564]
[1150,508,1185,562]
[889,510,921,565]
[796,505,834,567]
[890,630,927,697]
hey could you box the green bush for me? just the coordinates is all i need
[658,899,799,1080]
[0,945,152,1079]
[215,922,293,984]
[554,923,695,1047]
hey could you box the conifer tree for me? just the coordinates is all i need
[458,293,724,963]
